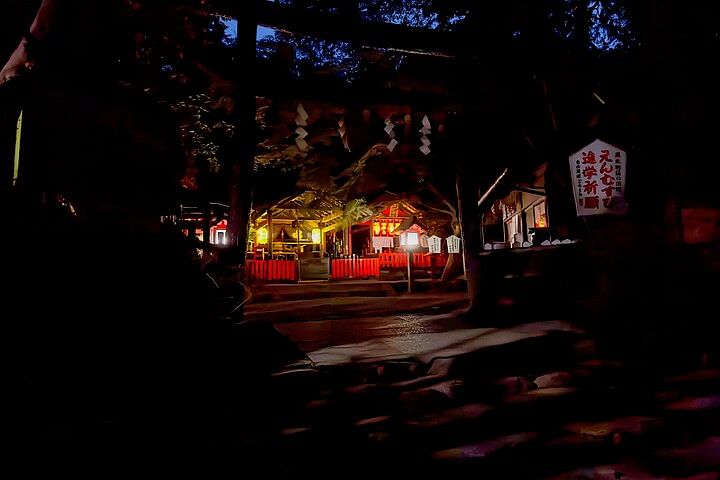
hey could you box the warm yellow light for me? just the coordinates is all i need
[256,227,269,244]
[407,232,419,247]
[535,214,547,228]
[13,110,23,186]
[311,228,321,244]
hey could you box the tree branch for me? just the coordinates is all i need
[0,0,58,88]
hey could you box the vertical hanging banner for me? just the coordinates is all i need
[569,139,628,216]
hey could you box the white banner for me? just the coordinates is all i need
[569,139,628,216]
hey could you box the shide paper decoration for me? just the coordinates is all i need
[295,103,309,151]
[385,116,398,152]
[338,116,350,152]
[419,115,431,156]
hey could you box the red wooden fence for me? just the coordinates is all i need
[245,260,298,282]
[245,254,449,282]
[330,257,380,279]
[378,253,448,268]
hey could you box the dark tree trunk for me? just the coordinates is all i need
[227,4,257,261]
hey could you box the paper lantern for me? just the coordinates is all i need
[256,227,269,245]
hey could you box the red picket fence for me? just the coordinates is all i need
[245,260,298,282]
[245,254,449,282]
[379,252,406,268]
[378,252,449,268]
[330,257,380,279]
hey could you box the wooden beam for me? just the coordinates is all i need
[253,67,461,107]
[254,0,460,58]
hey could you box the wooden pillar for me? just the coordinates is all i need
[346,225,353,256]
[202,202,211,249]
[267,209,273,257]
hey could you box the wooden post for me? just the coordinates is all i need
[347,225,353,256]
[406,250,413,293]
[267,209,273,258]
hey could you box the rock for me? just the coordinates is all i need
[578,359,625,369]
[398,387,453,415]
[377,361,421,381]
[563,416,663,439]
[534,371,574,389]
[494,376,536,396]
[391,374,445,391]
[665,395,720,412]
[432,432,538,462]
[572,339,597,359]
[542,433,607,451]
[656,390,684,404]
[270,368,322,394]
[669,474,720,480]
[546,464,657,480]
[404,403,494,431]
[665,369,720,385]
[304,398,332,410]
[343,383,393,414]
[428,357,456,377]
[279,426,314,447]
[506,387,579,405]
[281,426,312,437]
[654,437,720,476]
[354,415,392,428]
[664,369,720,397]
[354,416,394,439]
[429,379,464,400]
[344,383,387,396]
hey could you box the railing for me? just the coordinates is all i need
[245,260,298,282]
[245,254,450,282]
[330,257,379,279]
[378,252,448,268]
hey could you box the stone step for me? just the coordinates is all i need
[652,437,720,477]
[250,282,396,303]
[431,431,539,463]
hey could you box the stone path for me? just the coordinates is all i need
[241,281,718,479]
[262,324,719,479]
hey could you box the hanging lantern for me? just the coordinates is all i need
[407,232,419,247]
[311,228,322,244]
[256,227,269,245]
